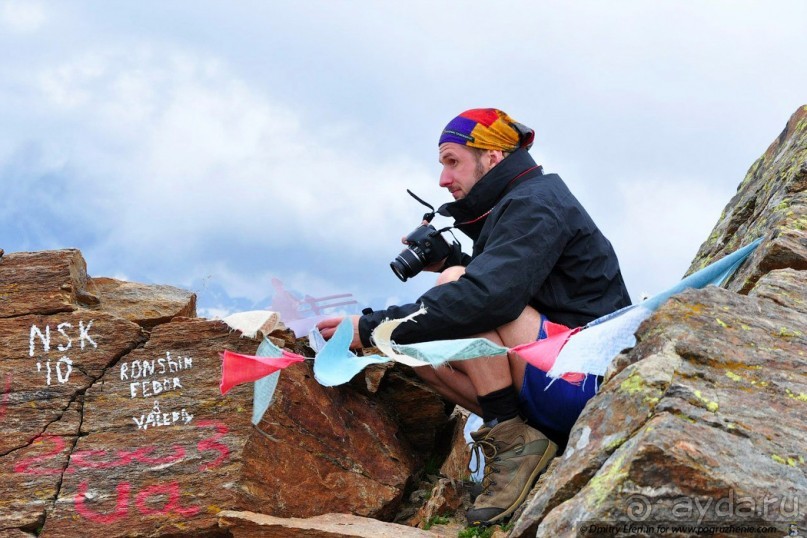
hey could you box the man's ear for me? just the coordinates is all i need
[488,150,506,167]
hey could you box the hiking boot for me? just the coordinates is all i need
[465,417,557,526]
[467,424,491,501]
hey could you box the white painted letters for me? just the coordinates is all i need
[30,325,51,356]
[56,357,73,384]
[132,400,194,430]
[56,322,73,352]
[29,320,95,386]
[79,320,97,350]
[120,352,195,430]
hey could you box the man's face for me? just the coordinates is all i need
[438,143,489,200]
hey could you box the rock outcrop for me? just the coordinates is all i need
[2,105,805,538]
[510,105,807,537]
[0,250,455,537]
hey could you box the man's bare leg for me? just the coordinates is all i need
[413,363,481,414]
[413,266,543,409]
[415,267,557,526]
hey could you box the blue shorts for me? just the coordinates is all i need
[518,315,600,445]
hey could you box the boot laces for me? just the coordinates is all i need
[469,437,500,496]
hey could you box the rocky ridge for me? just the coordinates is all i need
[1,105,805,537]
[0,252,459,537]
[509,105,807,537]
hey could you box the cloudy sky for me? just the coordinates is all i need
[1,1,805,320]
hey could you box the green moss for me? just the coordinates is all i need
[694,390,719,413]
[725,371,743,382]
[792,216,807,231]
[777,327,804,338]
[604,435,627,451]
[775,199,792,212]
[588,448,631,507]
[674,412,697,424]
[618,371,666,410]
[620,372,645,395]
[422,515,450,530]
[785,388,807,403]
[459,525,496,538]
[771,454,800,467]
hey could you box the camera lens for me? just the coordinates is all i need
[390,247,425,282]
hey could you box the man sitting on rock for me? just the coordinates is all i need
[318,108,632,526]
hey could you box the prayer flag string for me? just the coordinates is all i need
[220,239,761,424]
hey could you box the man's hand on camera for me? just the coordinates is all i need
[400,219,447,273]
[423,257,448,272]
[316,315,362,349]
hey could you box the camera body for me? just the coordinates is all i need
[390,224,452,282]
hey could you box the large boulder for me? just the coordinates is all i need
[6,104,803,538]
[0,249,453,537]
[218,511,450,537]
[511,105,807,537]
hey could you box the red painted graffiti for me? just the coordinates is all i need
[74,481,131,524]
[75,479,200,523]
[134,482,200,517]
[70,444,187,470]
[196,419,229,471]
[13,434,67,475]
[13,419,232,524]
[14,421,229,476]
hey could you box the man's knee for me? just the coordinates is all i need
[436,265,466,286]
[498,304,543,348]
[413,365,436,384]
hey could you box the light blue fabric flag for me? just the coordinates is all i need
[252,337,285,425]
[547,238,762,379]
[640,238,761,311]
[393,338,509,365]
[312,317,390,386]
[241,238,761,407]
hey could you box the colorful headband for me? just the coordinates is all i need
[438,108,535,152]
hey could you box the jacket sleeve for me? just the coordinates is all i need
[359,195,571,345]
[441,241,472,269]
[358,302,422,346]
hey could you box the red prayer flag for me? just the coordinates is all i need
[510,325,586,384]
[219,349,305,395]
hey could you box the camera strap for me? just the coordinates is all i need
[405,188,461,243]
[406,189,437,223]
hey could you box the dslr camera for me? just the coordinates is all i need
[390,224,452,282]
[390,190,456,282]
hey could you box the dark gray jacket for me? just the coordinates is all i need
[358,148,631,345]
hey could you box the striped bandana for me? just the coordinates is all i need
[438,108,535,152]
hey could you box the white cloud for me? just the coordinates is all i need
[34,47,429,251]
[2,1,805,317]
[196,306,230,320]
[9,45,441,307]
[0,0,45,32]
[608,175,729,301]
